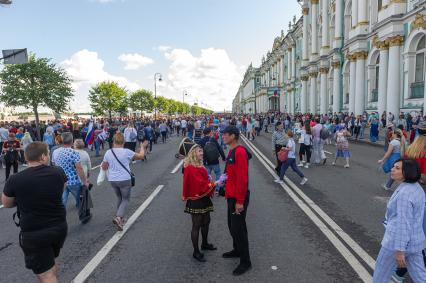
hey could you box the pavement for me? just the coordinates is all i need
[0,133,409,282]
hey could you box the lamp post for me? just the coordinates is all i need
[182,90,188,104]
[154,72,162,122]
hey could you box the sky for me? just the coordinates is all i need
[0,0,300,112]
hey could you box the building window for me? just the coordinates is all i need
[371,56,379,102]
[411,35,425,98]
[345,93,349,104]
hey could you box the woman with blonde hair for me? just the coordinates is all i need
[20,132,33,166]
[101,132,147,231]
[379,129,407,190]
[181,139,219,262]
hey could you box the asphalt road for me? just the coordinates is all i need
[0,133,403,282]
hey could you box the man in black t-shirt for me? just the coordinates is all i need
[2,141,68,283]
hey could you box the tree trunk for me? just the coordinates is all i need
[109,110,112,121]
[34,105,41,141]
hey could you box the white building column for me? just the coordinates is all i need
[334,0,343,48]
[321,0,329,55]
[377,41,389,117]
[387,35,404,117]
[310,72,318,113]
[320,67,328,114]
[311,0,319,57]
[301,75,309,113]
[291,46,296,79]
[355,51,368,115]
[302,5,309,66]
[287,48,292,80]
[357,0,368,26]
[351,0,358,28]
[332,61,341,113]
[349,54,356,114]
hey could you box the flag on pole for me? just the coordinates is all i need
[85,122,95,145]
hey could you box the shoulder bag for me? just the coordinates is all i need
[111,149,135,187]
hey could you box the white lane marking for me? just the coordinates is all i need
[71,185,165,283]
[91,164,101,170]
[242,136,374,281]
[171,160,184,174]
[324,150,333,155]
[243,135,376,268]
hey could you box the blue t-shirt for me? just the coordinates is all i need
[52,147,81,186]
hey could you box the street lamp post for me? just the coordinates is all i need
[183,90,188,104]
[154,72,162,122]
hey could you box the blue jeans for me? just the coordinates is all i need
[94,139,100,157]
[206,164,221,190]
[62,184,82,208]
[279,158,304,180]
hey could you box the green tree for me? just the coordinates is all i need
[155,96,170,113]
[129,89,155,113]
[167,99,178,115]
[0,54,73,139]
[88,81,128,119]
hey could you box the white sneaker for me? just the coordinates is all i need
[344,164,350,168]
[300,178,308,185]
[297,163,304,167]
[22,164,28,167]
[304,163,310,169]
[382,183,391,191]
[273,179,281,183]
[332,162,336,166]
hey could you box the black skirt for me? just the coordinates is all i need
[185,196,214,214]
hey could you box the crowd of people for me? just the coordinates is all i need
[1,108,426,282]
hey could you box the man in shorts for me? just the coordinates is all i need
[2,141,68,283]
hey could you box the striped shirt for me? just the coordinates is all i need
[272,130,287,150]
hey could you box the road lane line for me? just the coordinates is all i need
[171,160,184,174]
[241,137,372,282]
[243,135,376,269]
[71,185,165,283]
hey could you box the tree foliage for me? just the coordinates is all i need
[88,81,128,119]
[129,89,155,113]
[0,54,73,139]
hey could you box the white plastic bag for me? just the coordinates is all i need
[97,169,107,186]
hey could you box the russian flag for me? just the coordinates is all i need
[85,122,95,145]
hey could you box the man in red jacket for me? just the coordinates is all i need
[222,125,252,276]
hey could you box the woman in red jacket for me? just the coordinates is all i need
[182,143,218,262]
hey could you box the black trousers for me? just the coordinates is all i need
[6,161,18,180]
[227,191,251,265]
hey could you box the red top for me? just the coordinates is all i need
[225,146,249,205]
[182,165,214,201]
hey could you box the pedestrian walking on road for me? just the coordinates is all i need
[275,130,308,185]
[373,159,426,283]
[2,141,68,283]
[74,139,93,224]
[124,123,137,152]
[272,122,288,175]
[181,141,218,262]
[298,121,312,168]
[222,125,252,276]
[101,133,147,231]
[3,132,21,180]
[332,125,351,168]
[379,129,406,190]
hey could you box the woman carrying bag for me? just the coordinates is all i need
[101,133,148,231]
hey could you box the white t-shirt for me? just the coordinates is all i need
[103,148,135,182]
[124,127,137,142]
[287,138,296,158]
[181,120,187,128]
[0,127,9,142]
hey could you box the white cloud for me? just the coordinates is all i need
[118,53,154,70]
[61,49,140,112]
[158,45,172,52]
[161,48,244,111]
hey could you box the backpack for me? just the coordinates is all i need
[137,127,145,141]
[320,127,330,140]
[204,139,220,163]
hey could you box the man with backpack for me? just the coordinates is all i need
[221,125,252,276]
[198,127,226,190]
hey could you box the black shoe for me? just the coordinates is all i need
[323,158,327,165]
[201,243,217,251]
[193,251,206,262]
[233,263,252,276]
[222,250,240,258]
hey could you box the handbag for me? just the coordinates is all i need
[111,149,135,187]
[277,148,289,162]
[97,169,107,186]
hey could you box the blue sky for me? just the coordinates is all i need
[1,0,300,111]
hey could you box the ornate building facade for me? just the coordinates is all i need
[234,0,426,115]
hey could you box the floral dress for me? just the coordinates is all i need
[335,130,351,158]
